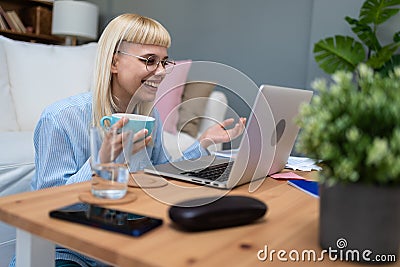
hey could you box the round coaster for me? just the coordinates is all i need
[78,191,137,205]
[128,173,168,188]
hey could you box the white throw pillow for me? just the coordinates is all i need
[2,37,98,131]
[0,36,19,131]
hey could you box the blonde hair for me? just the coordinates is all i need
[92,14,171,127]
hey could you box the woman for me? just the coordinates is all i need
[11,14,245,267]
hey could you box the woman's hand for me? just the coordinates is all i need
[132,129,152,154]
[198,117,246,148]
[99,117,152,163]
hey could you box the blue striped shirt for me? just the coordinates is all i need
[9,92,208,267]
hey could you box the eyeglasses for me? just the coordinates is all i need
[117,51,175,74]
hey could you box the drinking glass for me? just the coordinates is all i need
[90,127,133,199]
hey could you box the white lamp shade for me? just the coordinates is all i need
[52,0,99,41]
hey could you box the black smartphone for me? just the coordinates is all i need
[49,202,163,237]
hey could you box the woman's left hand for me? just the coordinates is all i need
[198,117,246,148]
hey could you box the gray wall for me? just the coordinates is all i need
[86,0,367,127]
[306,0,364,86]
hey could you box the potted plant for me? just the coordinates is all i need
[296,64,400,263]
[314,0,400,76]
[296,0,400,263]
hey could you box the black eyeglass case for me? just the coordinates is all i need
[168,195,267,231]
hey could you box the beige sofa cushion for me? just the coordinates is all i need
[2,36,97,131]
[0,36,19,131]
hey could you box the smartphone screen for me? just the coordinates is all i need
[49,202,163,237]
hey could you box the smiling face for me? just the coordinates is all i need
[110,42,169,112]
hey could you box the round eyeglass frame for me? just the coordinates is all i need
[117,51,175,74]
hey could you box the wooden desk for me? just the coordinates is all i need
[0,172,389,267]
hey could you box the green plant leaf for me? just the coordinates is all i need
[394,31,400,42]
[345,16,381,51]
[367,42,400,68]
[297,65,400,185]
[360,0,400,25]
[379,54,400,75]
[314,36,365,74]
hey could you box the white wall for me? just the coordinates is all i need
[306,0,364,86]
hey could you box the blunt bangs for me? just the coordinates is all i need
[122,16,171,48]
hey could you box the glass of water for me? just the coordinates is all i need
[90,127,134,199]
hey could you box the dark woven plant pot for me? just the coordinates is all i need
[319,182,400,264]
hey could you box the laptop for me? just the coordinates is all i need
[144,84,313,189]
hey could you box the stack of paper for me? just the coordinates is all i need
[212,150,322,172]
[285,156,322,171]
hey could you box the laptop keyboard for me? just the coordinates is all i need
[180,161,234,182]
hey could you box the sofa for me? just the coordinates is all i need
[0,35,227,266]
